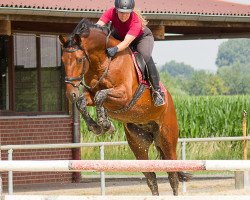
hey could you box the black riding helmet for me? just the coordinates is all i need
[115,0,135,13]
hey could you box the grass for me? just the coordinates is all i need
[79,95,249,177]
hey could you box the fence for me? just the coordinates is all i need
[1,136,250,196]
[4,195,250,200]
[1,160,250,200]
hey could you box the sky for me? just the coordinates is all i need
[152,0,250,72]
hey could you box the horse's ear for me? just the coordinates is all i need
[74,34,82,47]
[59,35,67,46]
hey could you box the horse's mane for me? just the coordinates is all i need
[61,19,109,49]
[72,18,108,36]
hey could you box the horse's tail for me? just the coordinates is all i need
[177,171,192,182]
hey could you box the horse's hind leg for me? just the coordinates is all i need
[156,117,180,195]
[124,123,159,196]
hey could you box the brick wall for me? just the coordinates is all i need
[0,115,76,186]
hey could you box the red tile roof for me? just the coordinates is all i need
[0,0,249,16]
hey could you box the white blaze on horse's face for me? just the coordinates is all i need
[117,11,131,22]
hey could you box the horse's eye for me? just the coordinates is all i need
[77,58,83,64]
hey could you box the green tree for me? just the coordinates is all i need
[159,72,188,96]
[160,60,194,78]
[205,74,229,95]
[216,39,250,68]
[187,70,228,96]
[187,70,208,96]
[217,63,250,94]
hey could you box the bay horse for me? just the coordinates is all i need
[59,19,190,196]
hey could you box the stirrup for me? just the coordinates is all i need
[152,90,165,107]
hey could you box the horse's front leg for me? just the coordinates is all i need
[94,89,115,134]
[76,92,104,135]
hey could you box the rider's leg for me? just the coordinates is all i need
[133,27,165,106]
[146,57,165,106]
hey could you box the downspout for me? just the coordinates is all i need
[72,102,81,183]
[0,134,2,197]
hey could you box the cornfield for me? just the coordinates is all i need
[174,95,250,138]
[80,95,250,160]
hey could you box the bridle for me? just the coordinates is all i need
[62,27,112,91]
[63,45,90,89]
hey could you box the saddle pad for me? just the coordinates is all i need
[131,52,167,93]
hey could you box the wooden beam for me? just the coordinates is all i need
[156,32,250,41]
[0,20,11,35]
[149,25,165,40]
[148,20,250,28]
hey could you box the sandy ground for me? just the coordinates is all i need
[2,175,250,196]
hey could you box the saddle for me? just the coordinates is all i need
[131,51,149,86]
[131,51,166,93]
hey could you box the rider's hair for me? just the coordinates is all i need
[134,9,148,27]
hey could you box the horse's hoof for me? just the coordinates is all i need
[106,122,115,135]
[88,125,104,135]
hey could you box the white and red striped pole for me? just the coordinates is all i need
[0,160,250,172]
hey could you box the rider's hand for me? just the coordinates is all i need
[106,46,118,58]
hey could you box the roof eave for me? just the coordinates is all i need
[144,13,250,23]
[0,7,103,18]
[0,7,250,23]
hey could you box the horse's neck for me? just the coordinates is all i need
[87,31,119,66]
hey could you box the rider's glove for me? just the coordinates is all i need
[106,46,118,58]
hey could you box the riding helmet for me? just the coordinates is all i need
[115,0,135,13]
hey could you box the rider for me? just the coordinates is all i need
[96,0,165,107]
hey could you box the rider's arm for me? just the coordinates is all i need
[116,34,136,52]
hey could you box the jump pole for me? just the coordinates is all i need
[1,160,250,172]
[4,195,250,200]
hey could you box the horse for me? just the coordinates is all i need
[59,19,190,196]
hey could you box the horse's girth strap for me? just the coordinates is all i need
[107,83,146,114]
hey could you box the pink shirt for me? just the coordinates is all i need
[100,7,144,40]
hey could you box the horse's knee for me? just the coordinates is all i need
[94,89,110,105]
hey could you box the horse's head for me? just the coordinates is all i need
[59,33,89,102]
[59,19,112,103]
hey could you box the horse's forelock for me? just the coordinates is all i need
[62,35,77,49]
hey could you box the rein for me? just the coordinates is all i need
[64,45,90,88]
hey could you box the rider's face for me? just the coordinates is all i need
[117,11,131,22]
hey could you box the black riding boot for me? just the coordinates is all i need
[146,57,165,107]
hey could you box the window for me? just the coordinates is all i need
[40,35,65,112]
[12,34,65,113]
[14,34,38,112]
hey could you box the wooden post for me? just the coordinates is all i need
[0,20,11,35]
[243,111,247,160]
[243,111,250,188]
[235,111,249,189]
[149,25,165,40]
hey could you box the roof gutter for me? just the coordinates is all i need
[0,7,103,19]
[0,7,250,23]
[144,13,250,23]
